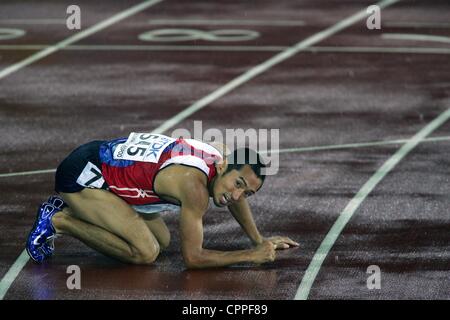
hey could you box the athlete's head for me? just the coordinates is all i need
[210,147,266,207]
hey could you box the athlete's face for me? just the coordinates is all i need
[211,163,262,207]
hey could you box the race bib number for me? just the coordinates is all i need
[113,133,176,163]
[76,162,105,188]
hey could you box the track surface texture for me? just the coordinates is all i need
[0,0,449,300]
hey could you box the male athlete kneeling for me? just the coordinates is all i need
[26,133,298,268]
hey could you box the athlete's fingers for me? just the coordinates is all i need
[282,237,299,247]
[268,236,299,247]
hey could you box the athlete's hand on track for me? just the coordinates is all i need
[265,236,299,250]
[253,240,276,264]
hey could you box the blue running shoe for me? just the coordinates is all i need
[26,202,60,263]
[33,195,67,259]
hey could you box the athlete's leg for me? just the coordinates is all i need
[53,210,144,263]
[140,214,171,250]
[52,188,160,265]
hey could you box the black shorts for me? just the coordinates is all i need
[55,140,108,193]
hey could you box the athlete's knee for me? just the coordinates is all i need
[127,223,160,264]
[158,230,171,250]
[143,216,171,250]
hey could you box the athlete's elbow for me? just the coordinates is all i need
[183,255,201,269]
[183,250,204,269]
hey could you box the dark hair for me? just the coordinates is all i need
[224,147,267,190]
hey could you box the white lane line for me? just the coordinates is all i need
[0,0,164,81]
[0,169,56,178]
[147,19,306,26]
[5,136,450,178]
[294,109,450,300]
[309,46,450,55]
[259,135,450,155]
[1,44,450,55]
[0,250,29,300]
[152,0,402,135]
[384,21,450,28]
[0,45,47,50]
[0,44,285,52]
[382,33,450,44]
[0,19,66,25]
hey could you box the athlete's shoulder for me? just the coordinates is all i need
[156,164,210,210]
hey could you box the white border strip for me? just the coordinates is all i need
[295,108,450,300]
[0,0,164,81]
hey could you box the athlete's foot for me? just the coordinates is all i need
[51,209,68,235]
[26,202,61,263]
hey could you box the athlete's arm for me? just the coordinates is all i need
[228,198,263,246]
[179,200,274,269]
[154,165,276,269]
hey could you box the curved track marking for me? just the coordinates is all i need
[0,28,26,41]
[295,108,450,300]
[138,28,260,42]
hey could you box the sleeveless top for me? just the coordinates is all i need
[98,133,222,213]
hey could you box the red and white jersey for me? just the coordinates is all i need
[98,133,222,209]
